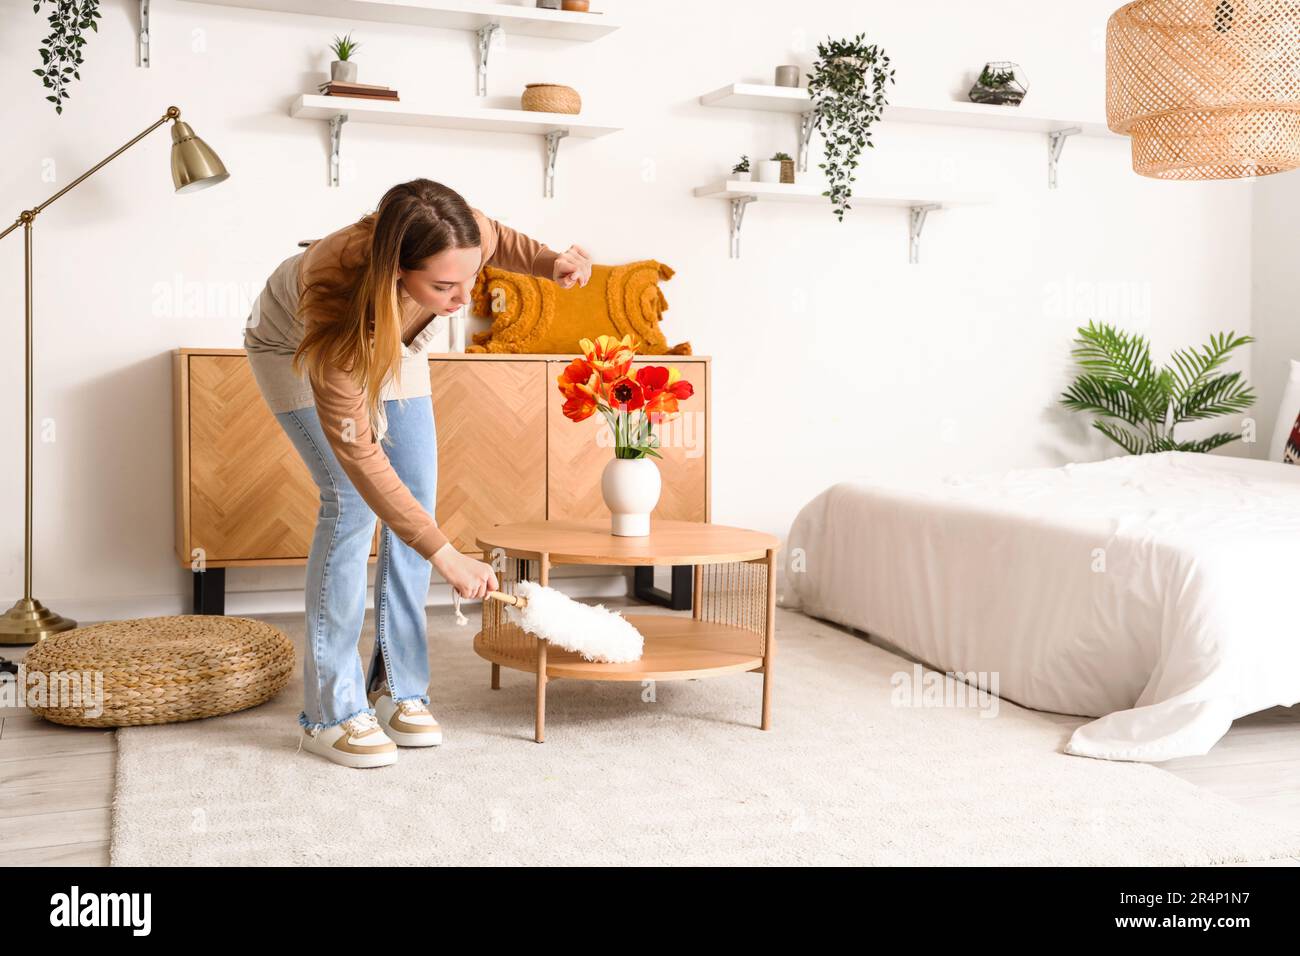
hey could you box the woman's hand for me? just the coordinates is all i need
[552,244,593,289]
[432,542,500,600]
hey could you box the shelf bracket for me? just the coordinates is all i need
[138,0,150,68]
[728,195,756,258]
[797,111,814,173]
[1047,126,1082,189]
[329,113,348,188]
[477,23,501,97]
[908,203,941,264]
[543,129,569,198]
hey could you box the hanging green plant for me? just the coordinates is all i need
[806,32,895,221]
[32,0,101,115]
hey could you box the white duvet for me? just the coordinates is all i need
[785,452,1300,762]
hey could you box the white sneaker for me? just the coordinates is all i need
[299,711,398,768]
[368,687,443,747]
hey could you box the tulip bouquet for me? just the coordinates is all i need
[556,334,694,459]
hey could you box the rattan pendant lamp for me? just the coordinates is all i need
[1106,0,1300,179]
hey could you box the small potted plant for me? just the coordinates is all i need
[329,32,360,84]
[807,32,895,220]
[557,334,694,537]
[774,151,795,183]
[969,61,1029,106]
[731,154,751,182]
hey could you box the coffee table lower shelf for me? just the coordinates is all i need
[473,614,768,741]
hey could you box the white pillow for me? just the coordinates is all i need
[1268,359,1300,461]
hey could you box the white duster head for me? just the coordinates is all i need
[505,580,644,663]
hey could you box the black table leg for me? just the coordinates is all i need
[193,568,226,615]
[633,565,694,610]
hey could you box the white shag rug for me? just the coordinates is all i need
[109,606,1300,866]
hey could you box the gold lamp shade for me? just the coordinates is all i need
[1106,0,1300,180]
[170,120,230,193]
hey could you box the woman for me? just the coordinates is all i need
[244,179,592,768]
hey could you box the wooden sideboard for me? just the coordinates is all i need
[173,349,711,612]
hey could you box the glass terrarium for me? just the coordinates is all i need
[969,61,1029,106]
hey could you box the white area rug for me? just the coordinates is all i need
[110,606,1300,865]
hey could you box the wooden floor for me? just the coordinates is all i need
[2,612,1298,867]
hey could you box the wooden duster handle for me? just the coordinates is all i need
[486,590,528,609]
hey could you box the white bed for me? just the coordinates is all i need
[785,452,1300,762]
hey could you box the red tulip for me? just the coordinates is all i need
[638,366,692,423]
[607,375,645,412]
[556,358,601,422]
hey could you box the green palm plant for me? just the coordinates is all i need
[1059,321,1256,455]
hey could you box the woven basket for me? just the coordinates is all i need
[22,615,294,728]
[521,83,581,115]
[1106,0,1300,180]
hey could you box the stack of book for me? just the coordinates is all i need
[317,81,399,101]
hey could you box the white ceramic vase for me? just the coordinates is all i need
[601,456,661,536]
[448,307,466,352]
[755,160,783,183]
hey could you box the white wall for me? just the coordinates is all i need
[0,0,1256,620]
[1251,172,1300,454]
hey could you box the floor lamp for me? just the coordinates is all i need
[0,106,229,645]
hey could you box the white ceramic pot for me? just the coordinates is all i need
[732,170,752,181]
[601,456,661,536]
[756,160,783,183]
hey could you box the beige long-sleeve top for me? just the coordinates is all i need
[244,208,560,561]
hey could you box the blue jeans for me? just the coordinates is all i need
[274,396,437,732]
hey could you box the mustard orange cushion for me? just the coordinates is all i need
[468,260,690,355]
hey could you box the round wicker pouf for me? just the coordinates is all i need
[22,615,295,728]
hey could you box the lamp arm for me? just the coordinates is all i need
[0,106,181,242]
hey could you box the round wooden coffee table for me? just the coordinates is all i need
[475,519,781,742]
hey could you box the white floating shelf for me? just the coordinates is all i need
[290,94,621,193]
[700,82,811,113]
[186,0,621,40]
[693,179,991,261]
[693,179,989,206]
[885,101,1117,138]
[699,82,1122,188]
[701,82,1115,133]
[171,2,618,96]
[291,94,619,136]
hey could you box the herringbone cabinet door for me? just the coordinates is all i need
[189,355,322,561]
[430,360,547,552]
[546,360,707,523]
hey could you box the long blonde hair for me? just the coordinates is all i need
[293,179,481,427]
